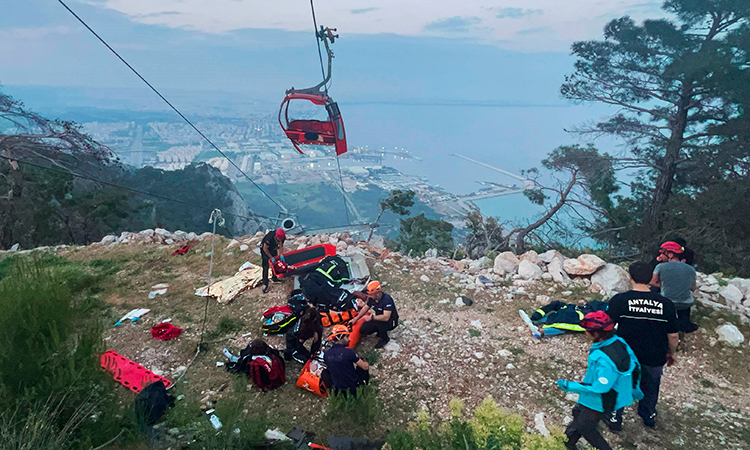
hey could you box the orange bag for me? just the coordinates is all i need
[296,359,328,397]
[320,309,356,327]
[347,317,365,350]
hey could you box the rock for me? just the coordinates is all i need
[100,235,117,245]
[139,229,155,237]
[728,278,750,300]
[470,320,483,329]
[402,267,410,274]
[173,365,188,378]
[239,244,249,251]
[720,285,744,305]
[519,250,540,265]
[410,356,427,366]
[700,283,720,294]
[9,243,19,251]
[506,363,515,370]
[336,240,348,252]
[565,393,579,403]
[535,295,550,304]
[497,349,512,357]
[539,250,565,264]
[474,352,484,359]
[420,275,431,282]
[563,254,606,276]
[384,341,401,354]
[547,258,570,284]
[186,232,199,241]
[155,228,170,236]
[455,296,473,307]
[518,260,543,280]
[165,238,174,245]
[425,248,439,259]
[591,264,631,293]
[541,273,552,281]
[494,252,520,275]
[716,323,745,347]
[227,239,240,249]
[369,235,386,249]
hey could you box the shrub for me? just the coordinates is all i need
[326,385,380,431]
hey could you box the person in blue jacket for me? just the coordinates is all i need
[556,311,643,450]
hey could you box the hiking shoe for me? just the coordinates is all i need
[606,411,622,432]
[643,413,657,428]
[686,322,699,333]
[262,285,270,294]
[374,337,390,349]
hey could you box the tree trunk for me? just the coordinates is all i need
[647,84,692,222]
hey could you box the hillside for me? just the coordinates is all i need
[3,229,750,450]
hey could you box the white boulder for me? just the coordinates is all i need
[100,235,117,245]
[539,249,565,264]
[518,260,543,280]
[563,254,606,276]
[716,323,745,347]
[728,278,750,300]
[494,252,520,275]
[720,285,744,305]
[519,250,540,265]
[547,258,570,284]
[424,248,439,259]
[591,264,631,293]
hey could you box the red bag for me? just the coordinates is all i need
[172,245,190,256]
[249,355,286,391]
[150,323,182,341]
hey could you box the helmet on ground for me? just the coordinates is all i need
[580,311,615,332]
[329,324,351,341]
[275,228,287,241]
[660,241,684,254]
[364,280,382,294]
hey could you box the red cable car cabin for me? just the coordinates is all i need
[279,93,347,156]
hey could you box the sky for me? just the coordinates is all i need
[1,0,667,104]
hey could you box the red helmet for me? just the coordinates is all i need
[580,311,615,332]
[660,241,684,254]
[275,228,286,241]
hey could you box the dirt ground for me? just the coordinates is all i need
[53,237,750,450]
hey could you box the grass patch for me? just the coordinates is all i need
[326,385,380,432]
[510,347,525,355]
[469,329,481,338]
[205,316,245,340]
[362,349,381,366]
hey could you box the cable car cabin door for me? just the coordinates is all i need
[279,93,347,156]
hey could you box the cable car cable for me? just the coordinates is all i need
[56,0,286,213]
[309,0,327,91]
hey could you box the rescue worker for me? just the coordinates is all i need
[348,280,399,348]
[650,241,698,333]
[261,228,286,293]
[556,311,643,450]
[323,326,370,396]
[284,305,323,364]
[607,262,680,429]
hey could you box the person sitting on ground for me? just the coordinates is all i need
[284,305,323,364]
[556,311,643,450]
[650,241,698,333]
[323,327,370,397]
[606,262,679,430]
[348,280,399,348]
[261,228,286,294]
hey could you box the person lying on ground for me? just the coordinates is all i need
[285,305,323,364]
[650,241,698,333]
[556,311,643,450]
[607,262,679,430]
[261,228,286,294]
[323,328,370,397]
[347,280,399,348]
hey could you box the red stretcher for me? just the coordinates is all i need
[100,350,173,393]
[271,243,337,279]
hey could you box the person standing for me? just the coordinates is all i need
[607,262,680,429]
[556,311,643,450]
[323,329,370,396]
[348,280,399,348]
[650,241,698,333]
[261,228,286,294]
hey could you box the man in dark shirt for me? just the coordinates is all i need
[261,228,286,293]
[607,262,680,429]
[349,280,399,348]
[323,329,369,396]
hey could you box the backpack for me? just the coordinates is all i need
[261,306,298,335]
[228,340,286,390]
[315,256,351,285]
[248,355,286,391]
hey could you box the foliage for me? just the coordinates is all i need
[369,189,415,242]
[0,255,135,449]
[326,385,380,431]
[386,397,566,450]
[464,211,505,258]
[398,213,454,257]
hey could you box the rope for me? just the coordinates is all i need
[56,0,286,213]
[198,209,221,348]
[309,0,327,91]
[335,153,351,225]
[0,155,273,224]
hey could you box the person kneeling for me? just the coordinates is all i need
[349,280,399,348]
[556,311,643,450]
[323,329,369,397]
[285,306,323,364]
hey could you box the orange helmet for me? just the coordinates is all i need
[329,324,350,341]
[364,280,382,294]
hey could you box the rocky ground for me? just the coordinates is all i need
[5,229,750,449]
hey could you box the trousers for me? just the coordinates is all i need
[359,317,398,340]
[565,404,612,450]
